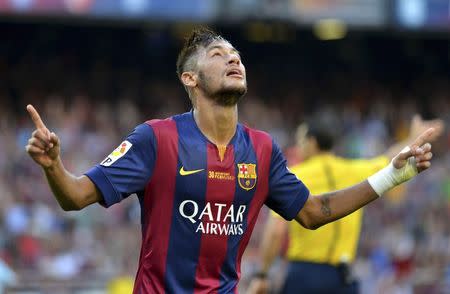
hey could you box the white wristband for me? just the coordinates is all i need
[367,147,418,196]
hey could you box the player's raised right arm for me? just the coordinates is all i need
[296,128,435,230]
[25,104,102,211]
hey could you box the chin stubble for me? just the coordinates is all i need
[198,71,247,106]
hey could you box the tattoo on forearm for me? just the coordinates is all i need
[320,194,333,217]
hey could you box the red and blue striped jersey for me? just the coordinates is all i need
[85,111,309,293]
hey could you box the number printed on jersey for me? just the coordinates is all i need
[101,140,133,167]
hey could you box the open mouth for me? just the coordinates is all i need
[226,69,243,78]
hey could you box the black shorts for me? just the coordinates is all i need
[280,261,359,294]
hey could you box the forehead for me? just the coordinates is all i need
[204,40,238,53]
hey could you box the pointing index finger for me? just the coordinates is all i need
[26,104,47,131]
[411,128,435,150]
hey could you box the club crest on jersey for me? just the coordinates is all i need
[237,163,257,191]
[101,140,132,167]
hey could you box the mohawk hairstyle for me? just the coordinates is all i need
[176,27,226,79]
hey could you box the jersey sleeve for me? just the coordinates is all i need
[266,140,310,221]
[84,123,157,208]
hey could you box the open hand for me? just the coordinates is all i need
[25,104,61,168]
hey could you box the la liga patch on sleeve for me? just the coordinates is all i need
[101,140,133,167]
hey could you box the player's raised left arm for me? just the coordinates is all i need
[296,128,435,230]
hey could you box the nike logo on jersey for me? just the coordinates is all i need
[179,166,204,176]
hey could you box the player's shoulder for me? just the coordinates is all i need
[241,124,273,146]
[145,112,192,129]
[121,122,155,146]
[145,117,175,130]
[144,113,186,137]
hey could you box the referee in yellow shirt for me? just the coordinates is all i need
[248,116,443,294]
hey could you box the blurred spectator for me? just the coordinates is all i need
[0,258,17,294]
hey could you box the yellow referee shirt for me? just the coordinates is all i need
[282,153,388,265]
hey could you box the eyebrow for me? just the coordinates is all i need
[207,45,241,56]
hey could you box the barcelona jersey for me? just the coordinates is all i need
[85,111,309,293]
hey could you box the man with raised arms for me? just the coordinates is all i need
[25,28,435,293]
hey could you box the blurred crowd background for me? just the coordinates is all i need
[0,1,450,293]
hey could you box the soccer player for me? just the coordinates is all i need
[248,117,443,294]
[25,28,435,293]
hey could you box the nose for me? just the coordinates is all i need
[228,53,240,65]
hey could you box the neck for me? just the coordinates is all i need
[303,150,333,160]
[312,150,333,158]
[193,95,238,146]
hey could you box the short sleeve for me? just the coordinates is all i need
[84,123,156,207]
[266,140,310,220]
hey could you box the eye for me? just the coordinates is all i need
[211,52,221,57]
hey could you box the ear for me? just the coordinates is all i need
[181,71,197,89]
